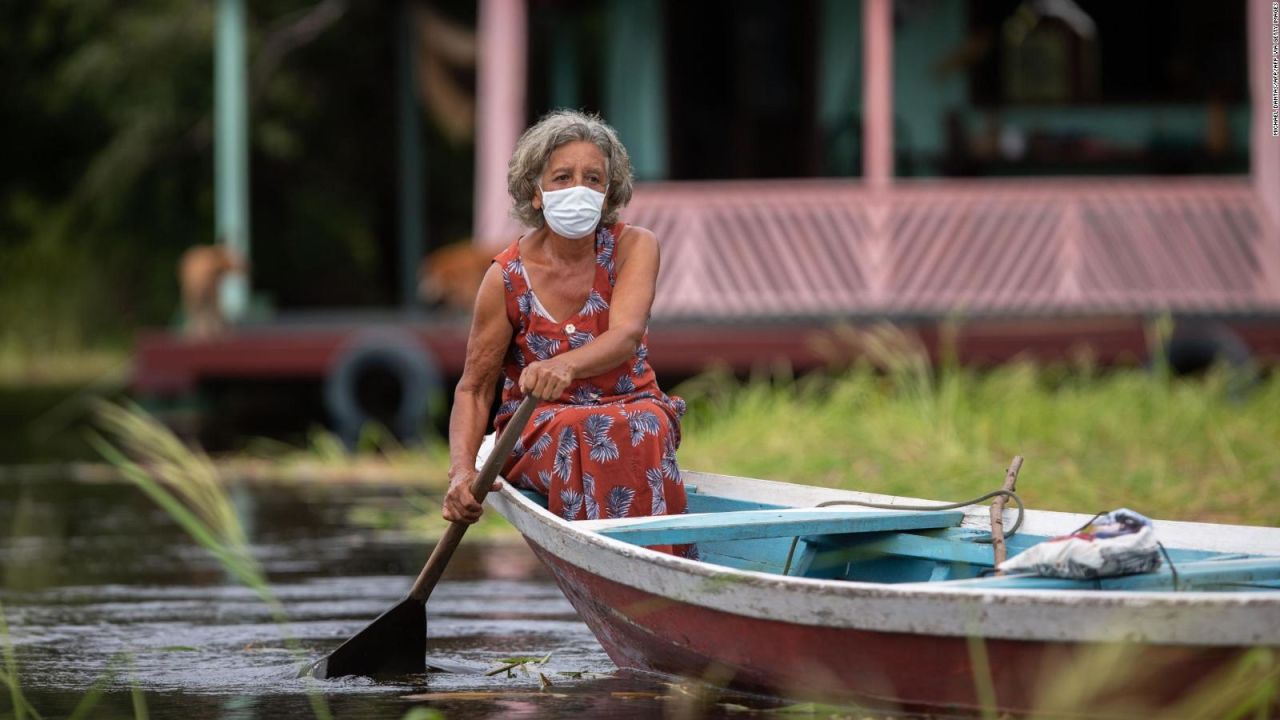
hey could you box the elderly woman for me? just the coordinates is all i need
[442,110,693,557]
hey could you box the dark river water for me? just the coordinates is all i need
[0,475,838,719]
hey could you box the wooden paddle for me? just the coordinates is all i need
[309,395,538,679]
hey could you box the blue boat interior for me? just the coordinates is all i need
[515,487,1280,592]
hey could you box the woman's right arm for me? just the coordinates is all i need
[443,262,513,524]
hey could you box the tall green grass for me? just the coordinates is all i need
[1,603,38,720]
[962,635,1278,719]
[87,400,332,720]
[675,332,1280,526]
[2,603,147,720]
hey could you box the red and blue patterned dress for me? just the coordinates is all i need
[492,222,695,558]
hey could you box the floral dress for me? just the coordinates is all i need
[492,223,696,558]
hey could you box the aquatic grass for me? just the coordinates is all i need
[398,709,446,720]
[345,484,515,540]
[675,333,1280,526]
[956,636,1280,718]
[63,655,125,720]
[1161,647,1280,719]
[0,343,129,463]
[0,603,42,720]
[661,671,734,720]
[484,652,552,677]
[1021,641,1157,718]
[2,610,154,720]
[235,422,451,487]
[757,700,881,716]
[90,402,253,584]
[0,342,129,389]
[87,400,332,720]
[964,635,998,720]
[127,657,147,720]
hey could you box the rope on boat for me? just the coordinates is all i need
[1156,542,1180,591]
[779,489,1026,576]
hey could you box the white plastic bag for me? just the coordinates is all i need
[998,508,1162,579]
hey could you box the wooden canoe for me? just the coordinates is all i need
[484,469,1280,715]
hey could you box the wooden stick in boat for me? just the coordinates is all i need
[991,455,1024,571]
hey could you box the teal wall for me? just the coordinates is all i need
[605,0,668,180]
[891,0,969,174]
[818,0,976,176]
[818,0,862,176]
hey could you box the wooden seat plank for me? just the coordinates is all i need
[581,508,965,546]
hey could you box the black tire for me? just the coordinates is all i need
[1158,320,1257,398]
[324,330,440,449]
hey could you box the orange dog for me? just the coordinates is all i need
[179,244,245,338]
[418,241,493,312]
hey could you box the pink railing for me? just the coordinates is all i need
[626,177,1280,320]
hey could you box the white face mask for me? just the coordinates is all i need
[539,184,606,239]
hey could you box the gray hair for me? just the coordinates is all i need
[507,109,634,229]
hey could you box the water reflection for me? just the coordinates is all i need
[0,477,812,719]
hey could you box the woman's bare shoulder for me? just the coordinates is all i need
[619,224,656,242]
[473,261,507,310]
[617,224,658,258]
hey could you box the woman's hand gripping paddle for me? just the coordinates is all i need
[308,396,538,679]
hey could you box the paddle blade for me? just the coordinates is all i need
[309,597,426,680]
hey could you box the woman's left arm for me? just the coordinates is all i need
[518,227,658,399]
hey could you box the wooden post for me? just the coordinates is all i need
[215,0,250,320]
[473,0,526,247]
[990,455,1023,569]
[862,0,893,188]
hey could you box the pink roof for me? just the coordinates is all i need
[626,178,1280,319]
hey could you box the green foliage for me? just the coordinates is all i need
[1,2,478,360]
[676,358,1280,526]
[1,2,218,354]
